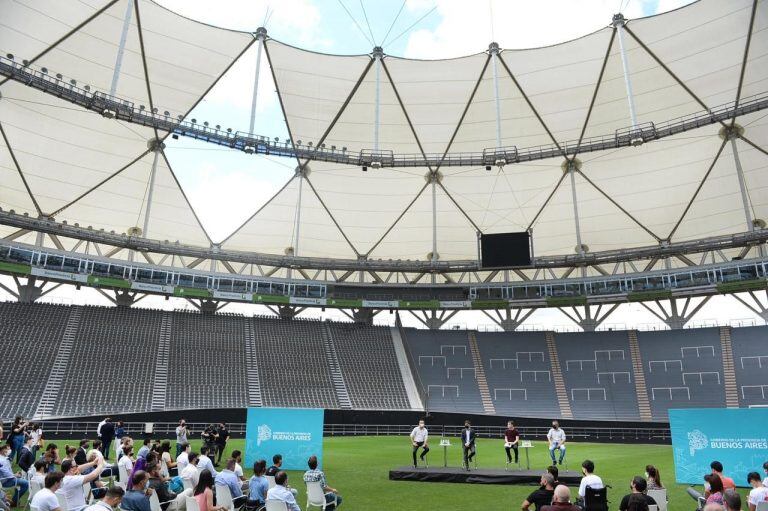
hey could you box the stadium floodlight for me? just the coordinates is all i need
[362,165,368,172]
[485,165,492,171]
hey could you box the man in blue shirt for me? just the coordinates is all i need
[266,472,300,511]
[121,471,151,511]
[247,460,269,506]
[215,459,246,509]
[136,439,151,461]
[0,443,29,506]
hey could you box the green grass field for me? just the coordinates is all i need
[11,437,751,511]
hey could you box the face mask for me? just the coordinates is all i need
[645,472,649,478]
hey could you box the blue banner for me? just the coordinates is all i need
[244,408,324,471]
[669,408,768,486]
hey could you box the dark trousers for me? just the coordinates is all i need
[463,443,476,466]
[216,444,226,464]
[102,437,113,460]
[505,444,519,463]
[412,442,429,465]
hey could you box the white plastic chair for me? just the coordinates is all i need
[647,489,667,511]
[30,506,41,511]
[185,496,200,511]
[28,479,43,503]
[182,478,193,491]
[265,477,276,489]
[756,502,768,511]
[56,493,70,511]
[649,505,658,511]
[215,484,244,511]
[305,481,337,510]
[265,501,288,511]
[149,489,179,511]
[116,465,129,490]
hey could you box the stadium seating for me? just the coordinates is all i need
[0,301,765,421]
[327,323,410,409]
[474,331,560,418]
[167,311,249,409]
[0,302,70,417]
[554,331,640,421]
[636,328,726,421]
[401,328,485,414]
[730,326,768,407]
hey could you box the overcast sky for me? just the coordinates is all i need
[3,0,764,330]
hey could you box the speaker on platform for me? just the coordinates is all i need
[479,231,532,268]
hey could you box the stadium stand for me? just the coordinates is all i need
[0,302,69,418]
[326,323,410,409]
[730,325,768,407]
[1,301,767,420]
[554,331,640,421]
[52,306,163,416]
[167,311,249,409]
[401,328,485,414]
[251,316,340,409]
[636,328,727,421]
[474,331,560,418]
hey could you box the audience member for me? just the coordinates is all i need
[705,474,725,505]
[136,439,151,461]
[18,436,36,473]
[30,472,65,511]
[724,489,742,511]
[121,471,152,511]
[57,457,105,511]
[247,460,269,507]
[763,461,768,487]
[0,442,29,506]
[147,462,189,511]
[645,465,664,490]
[118,446,135,483]
[626,493,650,511]
[547,465,560,487]
[578,460,604,499]
[303,455,342,509]
[83,486,124,511]
[747,472,768,511]
[159,441,176,479]
[523,473,555,511]
[176,443,191,474]
[231,450,246,486]
[214,458,247,509]
[541,485,580,511]
[181,453,200,488]
[266,471,300,511]
[74,440,90,466]
[197,446,218,478]
[266,454,283,477]
[619,476,657,511]
[193,470,225,511]
[711,462,736,492]
[31,459,49,487]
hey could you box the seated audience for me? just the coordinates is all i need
[247,460,269,508]
[541,485,580,511]
[214,458,247,508]
[747,472,768,511]
[705,474,725,505]
[547,465,560,487]
[147,462,189,511]
[31,459,48,487]
[181,453,200,488]
[523,473,556,511]
[645,465,664,490]
[30,472,65,511]
[724,489,742,511]
[267,471,300,511]
[83,486,124,511]
[193,470,225,511]
[57,458,105,511]
[578,460,604,499]
[266,454,283,477]
[711,462,736,492]
[18,436,36,473]
[303,455,342,509]
[0,443,30,506]
[619,476,657,511]
[121,471,152,511]
[197,447,217,478]
[176,444,191,474]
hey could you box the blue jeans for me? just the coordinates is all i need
[326,493,342,508]
[10,437,24,464]
[549,445,566,463]
[2,476,29,503]
[175,443,183,458]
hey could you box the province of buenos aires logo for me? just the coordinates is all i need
[257,424,272,446]
[687,429,708,456]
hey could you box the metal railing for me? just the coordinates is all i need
[1,55,766,168]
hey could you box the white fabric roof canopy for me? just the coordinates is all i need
[0,0,765,264]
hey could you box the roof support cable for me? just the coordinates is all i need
[109,0,134,97]
[612,14,641,144]
[566,160,586,277]
[373,47,382,153]
[248,28,268,135]
[489,43,502,150]
[142,148,160,239]
[336,0,373,46]
[729,137,763,256]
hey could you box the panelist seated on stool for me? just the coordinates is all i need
[547,421,567,466]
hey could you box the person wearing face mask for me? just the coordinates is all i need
[547,421,566,466]
[120,471,153,511]
[57,458,105,511]
[83,486,125,511]
[460,420,476,471]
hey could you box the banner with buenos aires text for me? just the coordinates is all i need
[245,407,324,471]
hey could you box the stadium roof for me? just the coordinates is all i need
[0,0,766,266]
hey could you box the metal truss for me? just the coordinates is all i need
[2,55,766,169]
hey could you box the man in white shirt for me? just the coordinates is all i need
[578,460,604,499]
[747,472,768,511]
[266,471,300,511]
[197,446,217,477]
[83,486,125,511]
[176,443,191,474]
[410,420,430,468]
[118,446,135,482]
[57,458,105,511]
[30,472,64,511]
[547,421,567,466]
[231,450,248,488]
[181,453,200,488]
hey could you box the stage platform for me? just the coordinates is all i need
[389,466,582,485]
